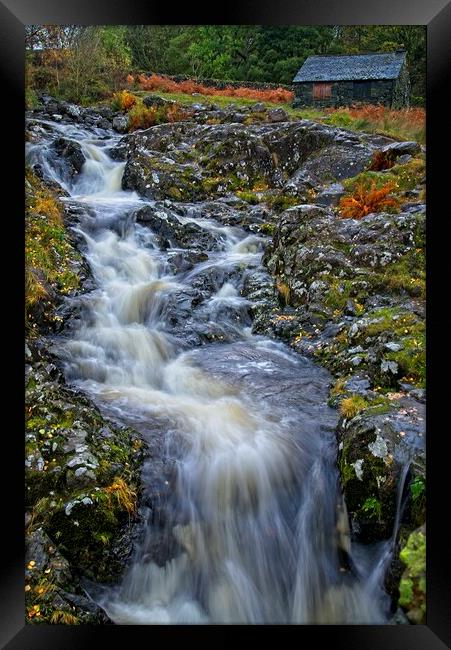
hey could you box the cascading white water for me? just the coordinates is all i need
[26,119,394,624]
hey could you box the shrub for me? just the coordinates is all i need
[166,103,189,123]
[339,180,399,219]
[127,104,158,130]
[111,89,136,112]
[127,101,189,131]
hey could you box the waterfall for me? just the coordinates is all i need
[26,118,393,624]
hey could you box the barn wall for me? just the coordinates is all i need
[392,63,410,108]
[293,79,395,108]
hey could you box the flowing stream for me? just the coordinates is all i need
[26,118,394,624]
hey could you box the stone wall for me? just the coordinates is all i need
[293,79,396,108]
[141,72,292,91]
[392,63,411,108]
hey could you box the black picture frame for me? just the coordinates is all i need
[2,0,450,647]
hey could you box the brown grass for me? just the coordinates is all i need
[105,477,137,515]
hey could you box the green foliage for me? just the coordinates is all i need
[265,194,300,213]
[27,26,425,104]
[361,496,382,520]
[235,190,260,204]
[259,222,277,235]
[410,476,425,502]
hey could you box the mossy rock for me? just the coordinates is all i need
[338,415,402,541]
[398,526,426,624]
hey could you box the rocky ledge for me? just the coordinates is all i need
[25,171,146,624]
[26,96,426,623]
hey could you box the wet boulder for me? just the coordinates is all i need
[337,398,425,543]
[134,205,223,251]
[315,182,345,207]
[122,150,205,201]
[52,137,86,177]
[255,121,333,178]
[166,250,209,274]
[64,103,83,120]
[297,142,375,187]
[195,124,276,186]
[250,102,266,113]
[381,141,421,158]
[112,115,129,133]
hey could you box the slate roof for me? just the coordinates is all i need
[293,52,406,83]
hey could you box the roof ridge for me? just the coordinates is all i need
[293,51,406,82]
[306,51,404,58]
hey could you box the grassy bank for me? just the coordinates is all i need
[108,86,425,144]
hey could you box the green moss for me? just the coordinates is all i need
[236,190,261,204]
[385,333,426,388]
[265,194,300,213]
[390,157,426,192]
[398,528,426,623]
[167,186,182,200]
[259,222,276,235]
[339,460,356,486]
[342,157,425,203]
[26,168,82,330]
[376,251,425,299]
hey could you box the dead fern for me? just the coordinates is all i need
[338,180,399,220]
[368,149,396,171]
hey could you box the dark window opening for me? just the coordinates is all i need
[313,83,332,100]
[353,81,372,100]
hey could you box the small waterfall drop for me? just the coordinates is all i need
[26,118,395,625]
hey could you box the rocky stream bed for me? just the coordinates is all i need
[25,95,425,625]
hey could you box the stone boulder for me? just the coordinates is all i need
[134,205,223,250]
[337,398,425,542]
[267,107,289,123]
[52,137,86,177]
[112,114,129,133]
[143,94,176,108]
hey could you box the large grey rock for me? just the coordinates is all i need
[112,114,129,133]
[134,205,223,251]
[337,400,425,542]
[65,104,82,119]
[381,141,421,157]
[267,108,289,123]
[143,94,175,108]
[52,137,86,176]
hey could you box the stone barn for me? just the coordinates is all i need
[292,51,410,109]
